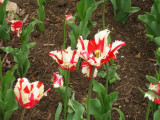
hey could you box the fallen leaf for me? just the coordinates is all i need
[135,52,141,58]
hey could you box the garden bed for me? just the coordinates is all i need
[1,0,155,119]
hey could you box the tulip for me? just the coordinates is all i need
[145,83,160,104]
[52,72,64,88]
[0,0,4,4]
[49,47,79,71]
[65,14,74,23]
[14,78,51,109]
[77,29,126,67]
[6,18,23,37]
[81,61,98,79]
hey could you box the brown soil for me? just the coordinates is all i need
[1,0,155,120]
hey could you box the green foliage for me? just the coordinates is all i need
[82,79,125,120]
[0,58,18,120]
[33,0,45,32]
[138,0,160,45]
[55,87,72,102]
[0,21,38,77]
[0,0,10,41]
[98,60,121,85]
[0,43,36,78]
[55,102,62,120]
[154,105,160,120]
[110,0,140,24]
[67,93,85,120]
[67,0,103,49]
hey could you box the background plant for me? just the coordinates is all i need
[110,0,140,24]
[138,0,160,46]
[66,0,103,49]
[138,0,160,119]
[0,0,10,41]
[0,57,18,120]
[33,0,45,32]
[0,20,40,78]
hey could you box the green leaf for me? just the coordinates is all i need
[27,42,36,49]
[38,0,45,21]
[4,110,15,120]
[92,79,105,95]
[67,93,85,120]
[2,65,17,93]
[154,108,160,120]
[113,108,125,120]
[98,71,106,78]
[55,87,72,102]
[4,89,18,111]
[138,87,145,95]
[77,0,87,20]
[0,46,16,55]
[129,7,141,13]
[122,0,131,12]
[153,37,160,46]
[23,20,41,44]
[110,0,117,15]
[83,98,101,115]
[0,25,10,41]
[55,102,62,120]
[0,100,5,110]
[104,92,118,112]
[146,75,158,84]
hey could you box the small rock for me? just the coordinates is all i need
[6,1,20,20]
[135,52,141,58]
[124,98,129,103]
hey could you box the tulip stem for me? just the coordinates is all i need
[105,63,109,94]
[102,0,107,29]
[145,100,151,120]
[64,70,70,120]
[63,16,66,49]
[20,108,26,120]
[87,66,95,120]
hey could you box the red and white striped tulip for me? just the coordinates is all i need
[65,14,74,23]
[49,47,79,71]
[145,83,160,104]
[52,72,64,88]
[77,29,126,67]
[82,61,98,79]
[11,20,23,37]
[0,0,4,4]
[6,18,23,37]
[14,78,51,109]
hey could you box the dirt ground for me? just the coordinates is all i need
[0,0,156,119]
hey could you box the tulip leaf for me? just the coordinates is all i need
[146,75,158,84]
[154,107,160,120]
[93,79,105,95]
[67,93,85,120]
[55,87,72,102]
[111,0,140,24]
[23,20,41,44]
[3,89,18,120]
[0,25,10,42]
[153,37,160,47]
[4,110,14,120]
[138,0,160,40]
[104,92,118,112]
[113,108,125,120]
[83,98,101,115]
[55,102,62,120]
[4,89,18,111]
